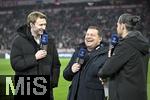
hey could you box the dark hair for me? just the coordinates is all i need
[118,13,141,31]
[88,26,102,37]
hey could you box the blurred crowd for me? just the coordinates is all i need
[0,2,150,51]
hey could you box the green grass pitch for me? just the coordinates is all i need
[0,58,150,100]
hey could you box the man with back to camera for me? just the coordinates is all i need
[10,11,61,100]
[98,13,149,100]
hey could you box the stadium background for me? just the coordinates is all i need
[0,0,149,100]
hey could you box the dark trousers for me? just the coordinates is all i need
[50,88,54,100]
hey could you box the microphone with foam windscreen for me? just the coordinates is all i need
[76,47,86,65]
[40,31,48,51]
[109,34,119,56]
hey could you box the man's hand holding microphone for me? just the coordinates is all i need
[71,47,86,73]
[35,31,48,60]
[35,50,47,60]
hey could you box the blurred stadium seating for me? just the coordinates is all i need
[0,0,149,56]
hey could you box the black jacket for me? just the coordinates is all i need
[98,31,149,100]
[10,25,61,88]
[63,42,108,100]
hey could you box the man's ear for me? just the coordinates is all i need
[100,37,102,41]
[29,23,34,28]
[121,23,125,30]
[99,37,102,43]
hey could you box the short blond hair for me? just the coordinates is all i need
[27,11,47,25]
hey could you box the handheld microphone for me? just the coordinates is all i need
[40,31,48,51]
[109,34,119,56]
[76,47,86,65]
[110,34,119,49]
